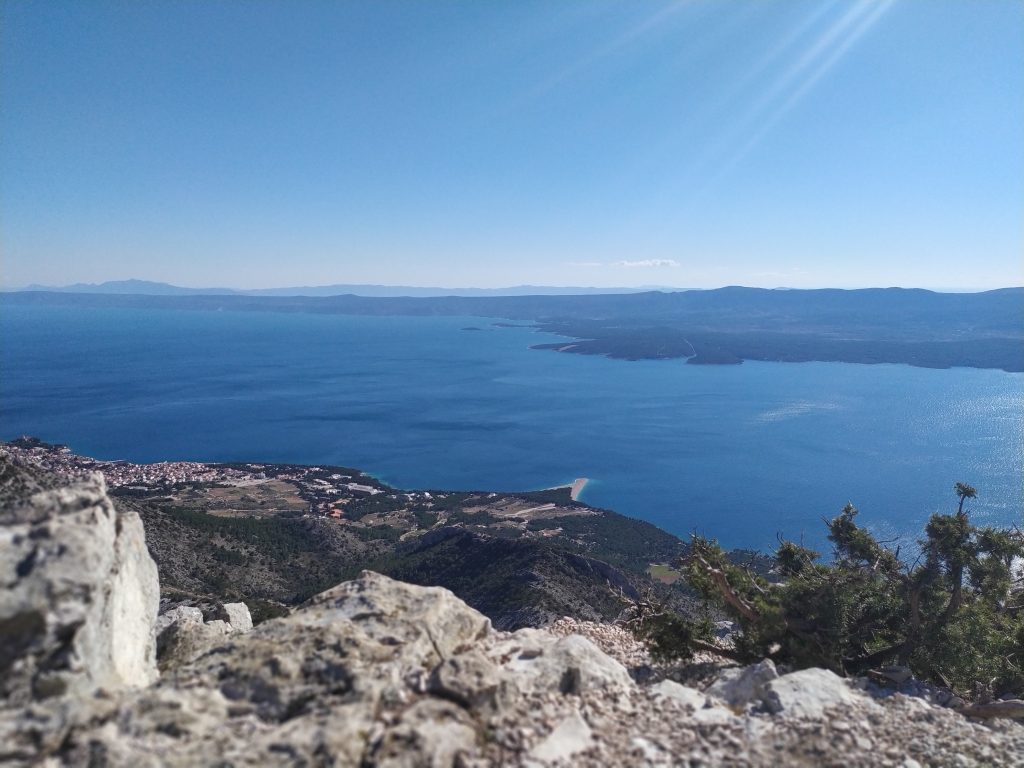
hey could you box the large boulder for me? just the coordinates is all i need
[762,668,870,719]
[0,459,159,704]
[155,602,254,668]
[213,602,253,632]
[147,570,496,730]
[488,629,635,698]
[298,569,492,666]
[650,679,709,709]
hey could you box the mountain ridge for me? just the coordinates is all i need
[9,278,1020,297]
[10,278,669,297]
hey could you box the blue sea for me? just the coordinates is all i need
[2,304,1021,553]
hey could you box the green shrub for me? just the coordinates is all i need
[640,483,1023,697]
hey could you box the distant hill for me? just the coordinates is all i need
[244,283,666,297]
[11,279,666,298]
[5,285,1022,370]
[18,279,239,296]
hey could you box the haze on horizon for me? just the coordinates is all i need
[1,1,1021,291]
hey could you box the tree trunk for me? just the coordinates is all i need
[940,564,964,626]
[898,583,923,666]
[688,553,762,623]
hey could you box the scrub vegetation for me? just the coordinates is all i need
[630,483,1024,698]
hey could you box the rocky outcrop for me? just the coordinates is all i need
[3,566,1022,766]
[3,454,1024,767]
[154,601,254,668]
[1,569,634,766]
[763,667,871,719]
[0,457,159,704]
[214,601,254,632]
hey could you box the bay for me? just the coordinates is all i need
[1,303,1021,552]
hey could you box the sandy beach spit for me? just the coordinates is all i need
[542,477,589,501]
[570,477,589,501]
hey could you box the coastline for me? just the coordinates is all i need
[545,477,589,501]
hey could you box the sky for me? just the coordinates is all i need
[1,0,1021,290]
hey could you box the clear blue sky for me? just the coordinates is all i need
[2,0,1021,290]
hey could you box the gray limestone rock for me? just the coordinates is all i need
[529,709,594,763]
[215,602,253,633]
[650,679,708,709]
[706,659,778,709]
[4,564,1024,767]
[0,465,159,704]
[154,604,251,669]
[368,699,478,768]
[762,668,870,719]
[300,570,492,668]
[155,608,225,669]
[429,649,501,710]
[490,630,635,698]
[154,605,204,641]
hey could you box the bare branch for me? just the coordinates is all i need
[691,639,746,662]
[686,552,762,623]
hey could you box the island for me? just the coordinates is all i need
[6,285,1022,371]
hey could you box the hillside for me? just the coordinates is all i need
[4,439,702,629]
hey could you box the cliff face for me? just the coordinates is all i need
[2,453,1023,767]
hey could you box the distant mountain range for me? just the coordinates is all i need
[10,279,672,298]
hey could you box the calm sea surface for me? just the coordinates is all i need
[2,304,1021,552]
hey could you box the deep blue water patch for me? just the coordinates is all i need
[1,303,1021,553]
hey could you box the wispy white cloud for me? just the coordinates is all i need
[563,259,681,269]
[613,259,680,268]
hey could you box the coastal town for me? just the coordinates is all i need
[7,438,254,488]
[3,437,598,543]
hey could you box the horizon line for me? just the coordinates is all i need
[3,279,1021,295]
